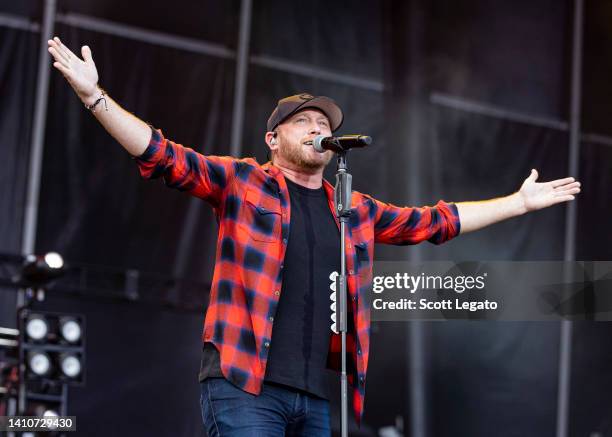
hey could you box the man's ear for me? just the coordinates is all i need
[265,131,279,151]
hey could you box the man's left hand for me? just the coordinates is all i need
[518,169,581,213]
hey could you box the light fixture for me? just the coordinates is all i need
[20,310,86,385]
[20,252,65,288]
[43,409,59,417]
[59,317,82,343]
[43,409,60,430]
[25,314,49,341]
[43,252,63,269]
[59,353,81,379]
[28,351,52,376]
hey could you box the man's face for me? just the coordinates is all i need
[274,109,334,171]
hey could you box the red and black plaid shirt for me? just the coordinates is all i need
[135,128,461,425]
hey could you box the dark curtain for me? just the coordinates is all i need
[0,27,39,326]
[384,1,612,437]
[429,113,567,437]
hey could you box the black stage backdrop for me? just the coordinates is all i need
[1,0,611,436]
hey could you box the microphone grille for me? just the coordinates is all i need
[312,135,327,153]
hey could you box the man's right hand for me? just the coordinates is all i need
[47,36,156,157]
[48,36,100,106]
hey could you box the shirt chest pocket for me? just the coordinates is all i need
[242,189,283,243]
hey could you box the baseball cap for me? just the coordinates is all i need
[267,93,344,132]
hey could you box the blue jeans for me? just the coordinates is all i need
[200,378,331,436]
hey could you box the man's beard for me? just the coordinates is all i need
[278,140,333,171]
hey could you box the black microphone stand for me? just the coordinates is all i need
[333,150,351,437]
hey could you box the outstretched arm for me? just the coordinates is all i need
[47,36,238,207]
[456,169,581,234]
[47,36,150,156]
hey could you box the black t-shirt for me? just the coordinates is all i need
[198,177,340,399]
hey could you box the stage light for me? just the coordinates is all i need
[19,310,86,386]
[44,252,63,269]
[25,314,48,341]
[20,252,65,287]
[43,409,59,418]
[59,354,81,379]
[43,409,60,430]
[59,317,82,343]
[28,351,51,376]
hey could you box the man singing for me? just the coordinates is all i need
[47,37,581,436]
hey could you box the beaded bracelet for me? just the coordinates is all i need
[85,90,108,112]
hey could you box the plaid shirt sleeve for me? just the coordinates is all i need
[134,127,239,208]
[371,198,461,245]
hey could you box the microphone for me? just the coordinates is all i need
[311,135,372,153]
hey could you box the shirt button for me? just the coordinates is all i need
[352,296,356,301]
[269,316,274,322]
[349,269,354,275]
[357,348,362,355]
[264,341,270,348]
[359,376,364,384]
[280,264,284,269]
[282,238,288,245]
[274,290,280,296]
